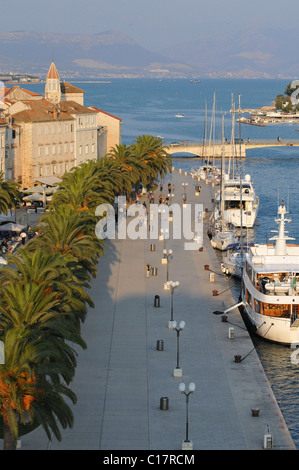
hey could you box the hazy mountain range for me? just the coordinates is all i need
[0,28,297,79]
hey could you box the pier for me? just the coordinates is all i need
[165,139,299,158]
[17,169,295,451]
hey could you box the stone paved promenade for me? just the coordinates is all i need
[16,167,295,451]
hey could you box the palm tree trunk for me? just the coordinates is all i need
[3,420,17,450]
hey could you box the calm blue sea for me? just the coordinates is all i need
[27,78,299,447]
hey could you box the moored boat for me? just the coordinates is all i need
[240,202,299,345]
[213,173,259,228]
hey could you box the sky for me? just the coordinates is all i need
[1,0,299,52]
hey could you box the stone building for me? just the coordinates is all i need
[0,60,122,188]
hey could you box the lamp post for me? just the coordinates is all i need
[163,248,173,282]
[160,227,169,249]
[179,382,195,450]
[165,280,179,328]
[172,320,185,377]
[182,182,188,204]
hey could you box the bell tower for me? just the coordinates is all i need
[45,59,61,104]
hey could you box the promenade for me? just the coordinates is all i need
[18,167,295,451]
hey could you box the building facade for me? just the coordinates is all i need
[0,61,122,188]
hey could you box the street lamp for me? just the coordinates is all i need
[172,320,185,377]
[160,227,169,249]
[182,182,188,203]
[179,382,195,450]
[165,280,179,328]
[163,248,173,282]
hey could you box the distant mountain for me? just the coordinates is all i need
[161,26,299,78]
[0,30,193,78]
[0,27,298,79]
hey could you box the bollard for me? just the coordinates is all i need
[234,355,242,363]
[251,408,260,417]
[212,289,218,296]
[156,339,164,351]
[204,264,209,270]
[160,397,169,410]
[150,244,155,252]
[154,295,160,307]
[221,315,228,322]
[228,327,234,339]
[152,267,157,276]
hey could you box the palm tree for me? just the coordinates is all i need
[51,161,112,212]
[0,171,21,215]
[132,135,172,184]
[106,144,146,188]
[0,324,77,449]
[0,248,93,334]
[30,205,103,279]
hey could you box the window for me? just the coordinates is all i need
[52,145,56,155]
[38,146,43,157]
[45,146,50,156]
[85,145,89,154]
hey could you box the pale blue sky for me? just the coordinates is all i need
[1,0,299,51]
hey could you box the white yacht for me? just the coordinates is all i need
[210,219,240,251]
[213,174,259,228]
[221,248,245,277]
[240,203,299,345]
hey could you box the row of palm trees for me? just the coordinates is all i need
[0,135,172,449]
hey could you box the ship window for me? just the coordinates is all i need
[246,263,253,281]
[246,289,252,307]
[254,298,260,313]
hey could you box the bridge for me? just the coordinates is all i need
[164,139,299,158]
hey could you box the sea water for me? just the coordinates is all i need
[26,77,299,447]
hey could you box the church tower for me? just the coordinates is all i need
[45,60,61,104]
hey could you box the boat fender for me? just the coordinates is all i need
[252,256,265,265]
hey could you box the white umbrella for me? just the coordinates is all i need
[23,193,44,202]
[23,185,53,195]
[0,223,26,232]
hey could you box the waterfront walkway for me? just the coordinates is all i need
[17,168,295,451]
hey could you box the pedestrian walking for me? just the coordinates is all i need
[146,263,151,278]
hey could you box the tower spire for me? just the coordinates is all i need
[45,59,61,104]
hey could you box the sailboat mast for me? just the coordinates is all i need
[221,114,225,232]
[238,94,243,259]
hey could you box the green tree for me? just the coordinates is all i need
[0,172,21,215]
[0,325,76,449]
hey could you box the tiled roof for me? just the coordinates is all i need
[4,86,42,100]
[46,60,60,80]
[59,100,96,115]
[89,106,122,121]
[61,82,85,94]
[11,98,97,123]
[11,99,74,123]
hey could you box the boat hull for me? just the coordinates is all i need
[241,296,299,345]
[241,274,299,345]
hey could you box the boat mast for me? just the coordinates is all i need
[238,94,244,261]
[221,114,225,232]
[202,100,207,163]
[208,91,216,169]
